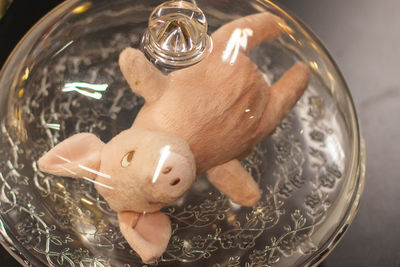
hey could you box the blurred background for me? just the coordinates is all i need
[0,0,12,19]
[0,0,399,266]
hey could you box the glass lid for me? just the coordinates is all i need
[0,0,365,266]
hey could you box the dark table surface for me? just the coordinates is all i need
[1,0,399,266]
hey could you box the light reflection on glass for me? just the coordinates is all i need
[53,40,74,57]
[152,145,171,183]
[46,123,60,131]
[83,176,113,190]
[287,33,303,46]
[310,61,319,71]
[278,21,294,34]
[12,106,27,142]
[253,206,264,215]
[327,71,336,89]
[222,28,253,65]
[183,240,190,250]
[244,108,255,120]
[229,200,242,210]
[22,67,29,81]
[56,182,65,189]
[62,82,108,100]
[80,198,94,205]
[78,164,111,179]
[175,197,186,207]
[325,135,344,164]
[71,2,92,14]
[310,41,319,50]
[297,39,304,46]
[327,72,334,81]
[287,33,296,41]
[54,154,113,189]
[55,154,71,163]
[60,165,77,176]
[18,89,24,98]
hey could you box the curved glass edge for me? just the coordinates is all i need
[0,1,80,266]
[0,0,80,117]
[269,0,362,176]
[0,217,46,267]
[260,1,365,265]
[0,224,39,267]
[307,137,366,266]
[0,138,366,267]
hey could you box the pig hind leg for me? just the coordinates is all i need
[206,159,261,207]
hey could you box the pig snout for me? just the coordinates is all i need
[148,151,195,204]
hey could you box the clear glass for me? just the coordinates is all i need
[0,0,365,266]
[143,0,211,68]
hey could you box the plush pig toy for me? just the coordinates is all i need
[38,12,310,263]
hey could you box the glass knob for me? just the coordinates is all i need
[142,0,211,69]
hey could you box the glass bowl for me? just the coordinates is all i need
[0,0,365,266]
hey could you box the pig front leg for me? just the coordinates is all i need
[206,159,261,206]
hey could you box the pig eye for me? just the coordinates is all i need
[121,151,135,167]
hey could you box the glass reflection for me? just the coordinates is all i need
[82,177,113,190]
[222,28,253,65]
[62,82,108,99]
[46,123,60,130]
[71,2,92,14]
[78,164,111,179]
[80,198,94,205]
[55,182,65,189]
[53,40,74,57]
[325,135,345,164]
[53,154,113,190]
[152,145,171,183]
[21,67,30,81]
[310,61,319,71]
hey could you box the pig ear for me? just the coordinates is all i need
[38,133,105,179]
[119,48,168,103]
[118,211,171,264]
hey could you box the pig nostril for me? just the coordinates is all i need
[170,178,181,186]
[162,166,172,174]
